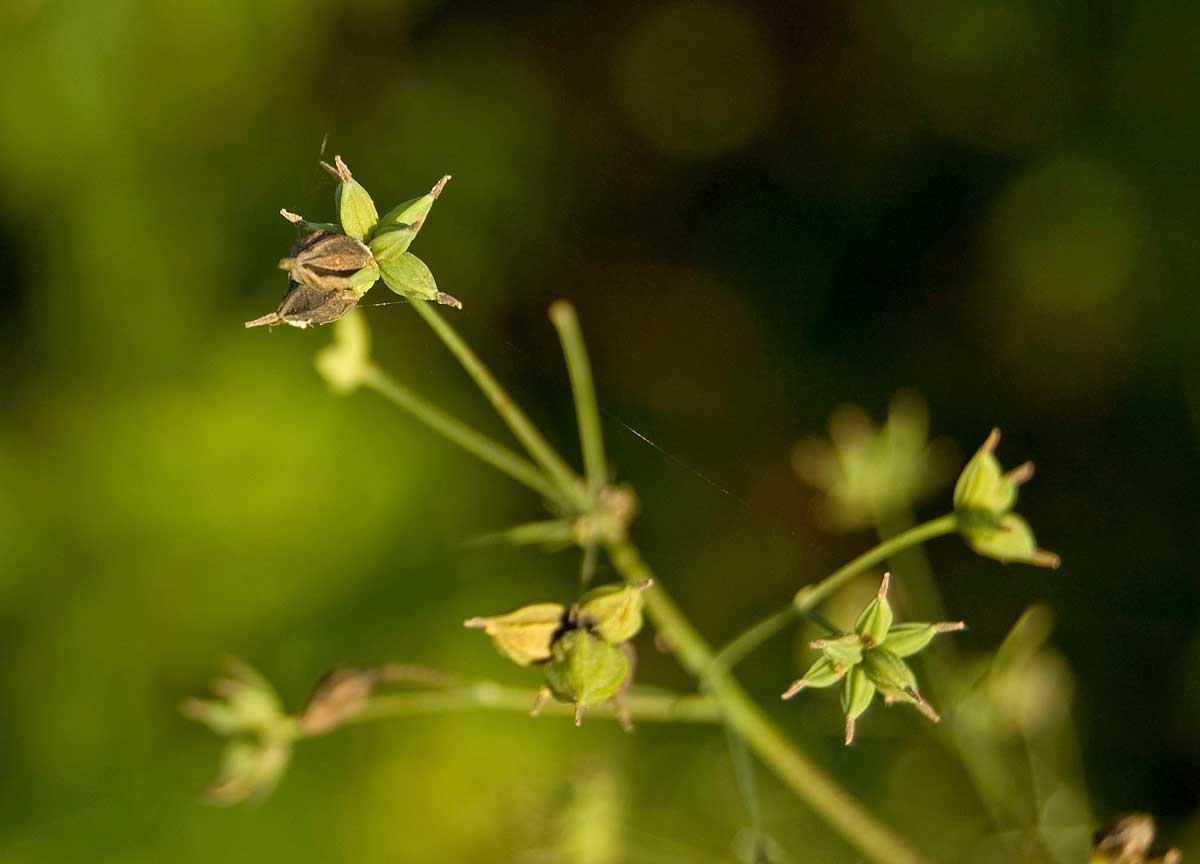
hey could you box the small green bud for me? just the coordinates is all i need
[879,620,966,658]
[853,572,894,645]
[372,174,452,259]
[322,155,379,242]
[379,250,462,309]
[840,666,877,745]
[464,603,566,666]
[576,580,650,643]
[963,512,1061,568]
[781,655,845,699]
[543,630,632,724]
[810,633,864,668]
[315,310,372,394]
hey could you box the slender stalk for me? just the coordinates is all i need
[606,541,930,864]
[711,514,961,672]
[549,301,607,497]
[351,682,722,725]
[410,300,589,509]
[793,513,959,611]
[712,605,799,672]
[361,365,567,506]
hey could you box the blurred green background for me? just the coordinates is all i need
[1,0,1198,861]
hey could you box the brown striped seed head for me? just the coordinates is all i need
[279,231,375,293]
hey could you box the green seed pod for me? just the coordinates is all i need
[322,155,379,242]
[853,573,894,646]
[962,512,1061,568]
[953,429,1033,520]
[861,647,919,700]
[840,666,877,745]
[368,222,419,265]
[781,655,845,699]
[543,629,631,723]
[811,633,864,669]
[464,603,566,666]
[378,251,462,309]
[879,621,966,658]
[577,581,649,643]
[371,174,452,259]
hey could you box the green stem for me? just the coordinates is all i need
[410,300,589,510]
[549,301,607,497]
[794,513,959,611]
[712,605,800,672]
[361,364,567,507]
[712,514,960,672]
[606,541,930,864]
[351,682,722,725]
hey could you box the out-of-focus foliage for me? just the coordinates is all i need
[0,1,1196,862]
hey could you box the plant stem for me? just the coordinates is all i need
[711,514,961,672]
[549,301,607,497]
[410,300,589,510]
[793,513,959,611]
[361,364,567,507]
[351,682,722,725]
[606,541,930,864]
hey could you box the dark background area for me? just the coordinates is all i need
[1,1,1197,861]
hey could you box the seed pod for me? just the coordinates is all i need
[861,648,919,700]
[576,581,650,644]
[810,633,864,668]
[879,621,966,658]
[322,155,380,242]
[370,174,452,261]
[464,603,567,666]
[953,428,1034,520]
[542,629,632,724]
[781,655,845,699]
[840,666,877,745]
[378,250,461,309]
[853,573,894,646]
[278,231,378,295]
[962,512,1060,568]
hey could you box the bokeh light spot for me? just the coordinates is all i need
[612,1,778,159]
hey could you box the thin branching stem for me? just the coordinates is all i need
[711,514,962,672]
[549,301,607,497]
[361,364,567,506]
[350,682,722,725]
[409,300,589,510]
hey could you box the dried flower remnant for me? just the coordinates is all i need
[298,666,379,736]
[1092,813,1182,864]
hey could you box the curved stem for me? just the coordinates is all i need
[351,682,722,725]
[606,541,930,864]
[711,514,961,673]
[410,301,589,510]
[361,365,568,507]
[793,513,959,611]
[549,301,607,497]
